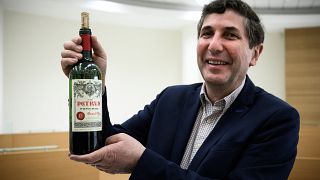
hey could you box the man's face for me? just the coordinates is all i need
[197,10,261,91]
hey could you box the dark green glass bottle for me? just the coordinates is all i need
[69,12,103,155]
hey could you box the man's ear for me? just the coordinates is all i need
[249,44,263,66]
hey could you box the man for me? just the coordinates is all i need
[61,0,299,179]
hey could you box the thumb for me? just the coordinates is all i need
[105,133,126,146]
[69,148,105,164]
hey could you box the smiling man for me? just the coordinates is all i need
[61,0,300,179]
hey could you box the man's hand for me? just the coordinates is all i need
[69,133,146,174]
[60,35,107,84]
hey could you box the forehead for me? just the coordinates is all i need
[201,10,246,32]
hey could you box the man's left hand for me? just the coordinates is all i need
[69,133,146,174]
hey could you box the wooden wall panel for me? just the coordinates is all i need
[286,27,320,180]
[0,132,129,180]
[11,132,68,148]
[0,150,99,180]
[99,173,130,180]
[0,132,68,148]
[286,27,320,125]
[0,134,13,148]
[288,96,320,125]
[297,126,320,158]
[289,158,320,180]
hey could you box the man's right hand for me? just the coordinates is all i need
[60,35,107,85]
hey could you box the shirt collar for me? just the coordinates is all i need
[200,77,246,109]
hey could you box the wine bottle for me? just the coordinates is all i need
[69,12,103,155]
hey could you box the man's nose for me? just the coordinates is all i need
[208,35,223,54]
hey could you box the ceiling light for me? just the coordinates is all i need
[84,0,128,13]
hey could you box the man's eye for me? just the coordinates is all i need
[225,32,239,39]
[201,31,212,38]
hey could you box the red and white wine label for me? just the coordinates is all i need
[71,79,102,132]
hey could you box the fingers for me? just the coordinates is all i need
[63,36,82,52]
[61,37,82,59]
[60,54,80,77]
[60,59,75,77]
[61,37,83,76]
[69,133,143,175]
[69,145,117,174]
[91,35,107,60]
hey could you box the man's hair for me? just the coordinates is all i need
[197,0,264,49]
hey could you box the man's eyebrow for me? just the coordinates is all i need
[201,26,240,32]
[224,26,240,32]
[200,25,212,32]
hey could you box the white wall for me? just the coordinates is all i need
[181,24,202,84]
[2,11,182,133]
[248,32,285,100]
[0,1,4,133]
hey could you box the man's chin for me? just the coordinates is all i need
[203,75,227,84]
[204,79,227,87]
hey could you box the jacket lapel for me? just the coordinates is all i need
[170,85,202,164]
[188,77,256,170]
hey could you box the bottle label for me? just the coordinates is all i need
[71,79,102,132]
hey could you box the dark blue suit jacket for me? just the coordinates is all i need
[102,77,300,179]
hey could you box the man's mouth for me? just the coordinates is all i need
[207,60,228,65]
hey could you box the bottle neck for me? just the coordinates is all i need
[80,28,93,61]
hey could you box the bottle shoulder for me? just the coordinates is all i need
[72,61,100,70]
[69,61,101,79]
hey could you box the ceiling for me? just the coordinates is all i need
[108,0,320,13]
[1,0,320,32]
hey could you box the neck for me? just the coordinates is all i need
[205,77,245,103]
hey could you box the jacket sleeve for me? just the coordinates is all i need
[130,148,214,180]
[101,90,117,140]
[227,106,300,179]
